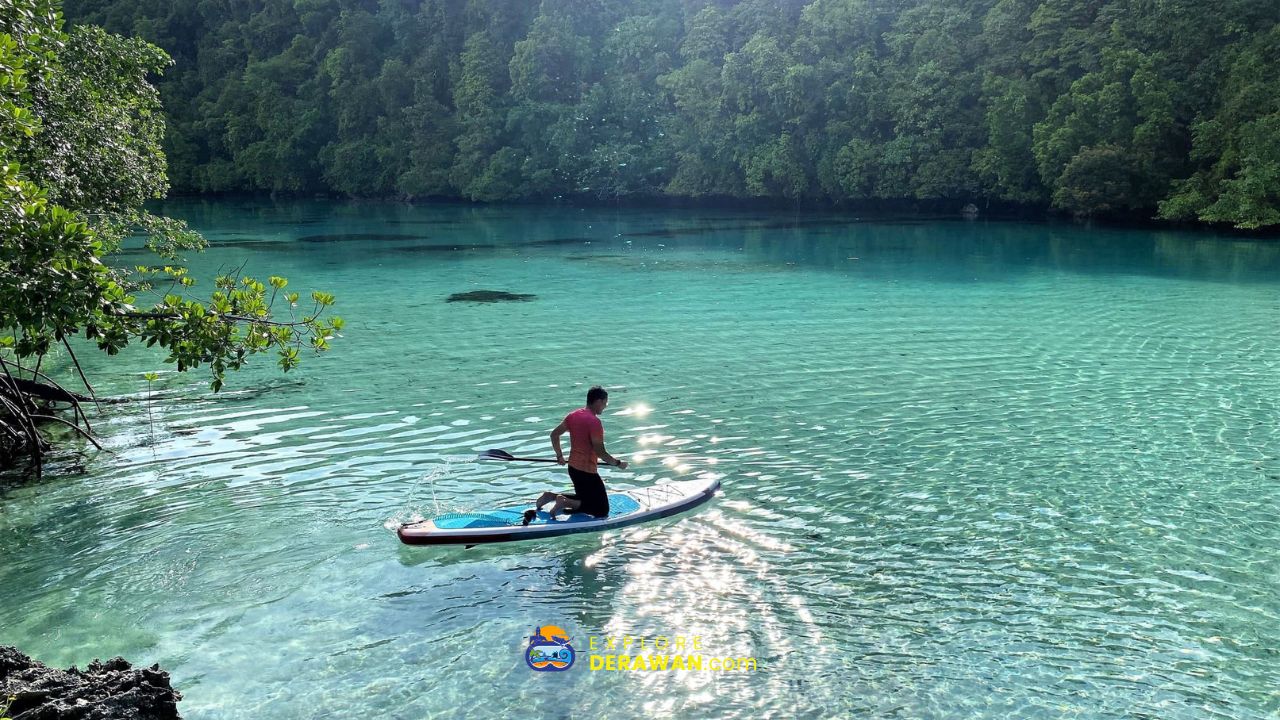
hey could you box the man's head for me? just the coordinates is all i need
[586,386,609,413]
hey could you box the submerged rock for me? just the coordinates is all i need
[446,290,536,303]
[0,646,182,719]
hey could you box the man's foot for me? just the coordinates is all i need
[521,509,537,526]
[548,495,569,520]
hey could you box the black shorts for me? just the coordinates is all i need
[565,466,610,518]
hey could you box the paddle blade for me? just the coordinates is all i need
[479,448,516,461]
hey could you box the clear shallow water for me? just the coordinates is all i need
[3,201,1280,718]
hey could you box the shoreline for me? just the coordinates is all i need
[151,192,1280,240]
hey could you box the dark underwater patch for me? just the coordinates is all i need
[622,218,861,239]
[622,226,718,238]
[296,233,426,243]
[446,290,537,303]
[214,239,299,249]
[391,243,497,253]
[527,237,595,246]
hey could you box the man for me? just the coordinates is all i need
[523,386,627,525]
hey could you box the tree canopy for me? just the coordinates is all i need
[1,0,341,469]
[61,0,1280,228]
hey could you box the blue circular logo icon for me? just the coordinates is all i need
[525,625,575,672]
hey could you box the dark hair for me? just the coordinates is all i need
[586,386,608,405]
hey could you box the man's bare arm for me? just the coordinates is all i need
[550,421,568,464]
[593,434,626,469]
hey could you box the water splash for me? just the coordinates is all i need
[383,457,463,530]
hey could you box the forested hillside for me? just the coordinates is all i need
[64,0,1280,227]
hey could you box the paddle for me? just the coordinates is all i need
[478,448,560,464]
[480,447,812,471]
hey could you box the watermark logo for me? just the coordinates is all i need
[525,625,575,672]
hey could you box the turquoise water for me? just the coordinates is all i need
[3,200,1280,718]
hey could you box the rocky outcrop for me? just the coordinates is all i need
[0,647,181,720]
[446,290,536,303]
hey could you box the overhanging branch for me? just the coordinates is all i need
[110,310,318,328]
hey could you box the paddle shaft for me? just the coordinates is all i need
[483,449,804,469]
[480,450,626,468]
[491,456,629,468]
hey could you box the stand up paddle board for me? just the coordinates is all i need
[397,476,720,546]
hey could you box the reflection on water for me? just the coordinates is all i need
[154,198,1280,285]
[1,200,1278,718]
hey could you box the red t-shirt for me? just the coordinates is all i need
[565,407,603,473]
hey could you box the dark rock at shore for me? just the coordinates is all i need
[446,290,536,303]
[0,646,181,720]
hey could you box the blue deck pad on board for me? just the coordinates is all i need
[432,493,642,529]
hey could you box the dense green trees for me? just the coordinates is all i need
[1,0,340,469]
[62,0,1280,228]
